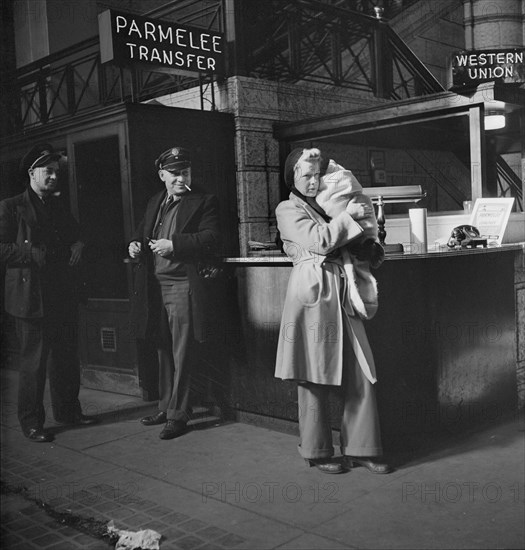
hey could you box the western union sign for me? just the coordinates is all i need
[452,48,524,87]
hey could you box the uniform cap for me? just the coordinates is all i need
[155,147,191,171]
[20,143,62,173]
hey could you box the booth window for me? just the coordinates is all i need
[286,106,523,214]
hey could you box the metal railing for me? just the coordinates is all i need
[496,156,523,211]
[1,38,216,134]
[1,0,443,137]
[384,26,445,98]
[241,0,444,98]
[15,38,102,128]
[1,1,225,137]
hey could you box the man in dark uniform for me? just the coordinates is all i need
[0,143,98,442]
[129,147,220,440]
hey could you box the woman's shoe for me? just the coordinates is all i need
[159,420,188,440]
[305,458,345,474]
[345,456,392,474]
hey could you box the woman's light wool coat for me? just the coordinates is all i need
[274,194,377,386]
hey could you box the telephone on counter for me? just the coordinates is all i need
[447,225,487,249]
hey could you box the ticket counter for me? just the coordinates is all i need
[220,245,524,443]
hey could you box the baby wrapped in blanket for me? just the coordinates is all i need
[316,160,381,320]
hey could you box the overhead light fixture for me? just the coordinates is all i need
[484,109,506,130]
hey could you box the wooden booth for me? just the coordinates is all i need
[0,103,238,399]
[223,246,522,444]
[218,83,524,442]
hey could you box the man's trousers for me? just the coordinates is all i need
[157,279,193,422]
[16,303,81,433]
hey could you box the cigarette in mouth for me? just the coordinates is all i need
[185,185,191,192]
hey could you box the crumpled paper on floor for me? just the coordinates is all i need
[107,520,162,550]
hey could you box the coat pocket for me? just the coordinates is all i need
[294,263,323,307]
[4,267,41,317]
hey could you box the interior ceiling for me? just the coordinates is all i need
[316,110,521,156]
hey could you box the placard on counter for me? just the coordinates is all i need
[469,198,515,246]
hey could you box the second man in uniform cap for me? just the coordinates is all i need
[129,146,221,439]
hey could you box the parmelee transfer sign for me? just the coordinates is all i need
[98,9,225,75]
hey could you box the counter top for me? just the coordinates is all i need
[222,243,524,265]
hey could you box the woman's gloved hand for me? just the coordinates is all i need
[346,199,373,221]
[351,239,385,269]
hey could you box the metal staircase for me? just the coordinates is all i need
[239,0,445,98]
[1,0,447,137]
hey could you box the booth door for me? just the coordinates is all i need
[68,125,142,397]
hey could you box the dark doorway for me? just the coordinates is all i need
[75,136,127,299]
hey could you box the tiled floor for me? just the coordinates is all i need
[1,367,524,549]
[1,491,105,549]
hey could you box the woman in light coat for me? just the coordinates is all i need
[275,148,391,475]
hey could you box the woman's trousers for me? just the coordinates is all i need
[297,323,383,459]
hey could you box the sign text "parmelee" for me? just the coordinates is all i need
[98,9,225,74]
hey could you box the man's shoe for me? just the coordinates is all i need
[345,456,393,474]
[305,458,345,474]
[141,411,167,426]
[72,414,99,426]
[25,428,54,443]
[55,414,99,426]
[159,420,187,440]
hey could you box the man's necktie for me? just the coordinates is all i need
[153,195,177,238]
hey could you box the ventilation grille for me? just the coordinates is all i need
[100,327,117,353]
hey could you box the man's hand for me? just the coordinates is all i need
[69,241,84,266]
[128,241,142,259]
[149,238,173,257]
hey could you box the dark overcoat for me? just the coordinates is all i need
[0,189,80,318]
[129,190,221,343]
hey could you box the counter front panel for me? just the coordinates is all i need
[220,247,520,442]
